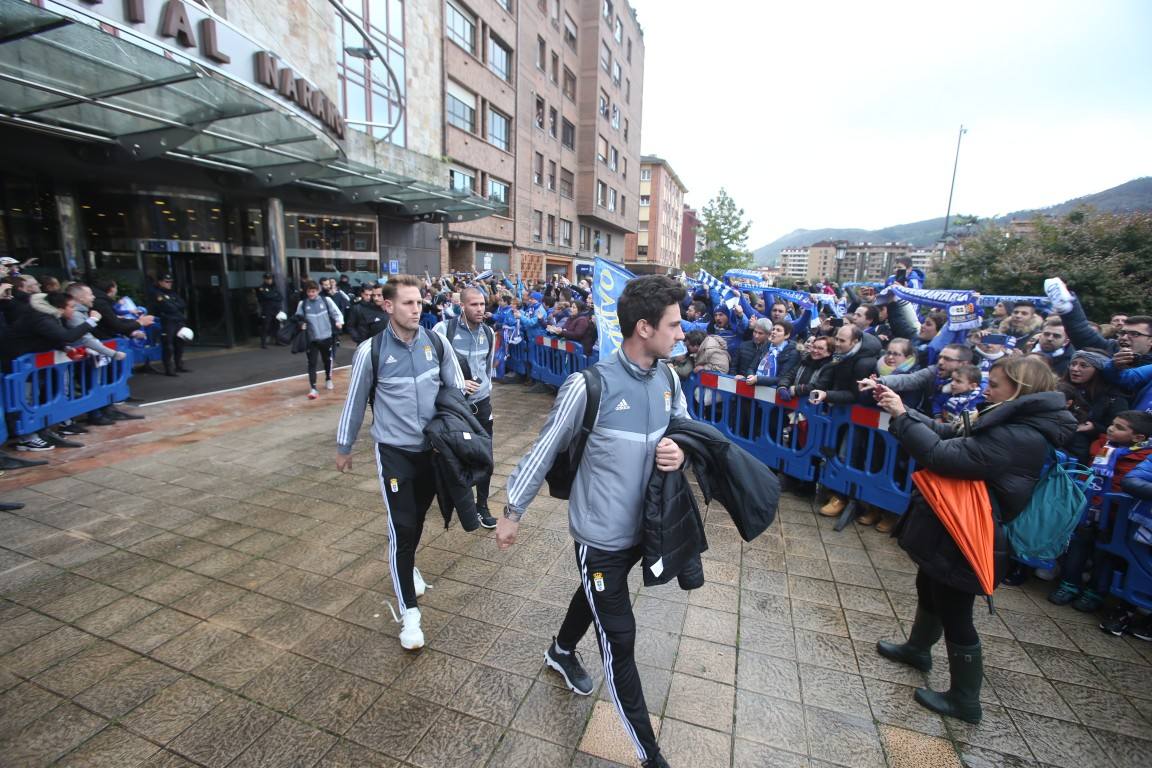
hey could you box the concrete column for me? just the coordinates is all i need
[264,197,287,310]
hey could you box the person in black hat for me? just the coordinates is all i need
[153,273,190,376]
[255,272,284,348]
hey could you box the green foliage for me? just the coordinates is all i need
[689,188,754,276]
[931,207,1152,317]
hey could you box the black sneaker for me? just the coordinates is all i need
[40,430,83,449]
[107,408,145,421]
[642,754,671,768]
[477,508,497,529]
[87,413,116,426]
[1130,614,1152,642]
[545,638,594,695]
[57,421,89,435]
[1099,607,1134,637]
[15,435,54,452]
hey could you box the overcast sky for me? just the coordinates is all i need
[630,0,1152,247]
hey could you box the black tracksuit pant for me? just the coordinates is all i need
[306,338,335,388]
[473,396,493,510]
[557,542,658,763]
[375,444,436,611]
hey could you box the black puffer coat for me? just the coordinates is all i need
[821,333,883,406]
[889,391,1077,594]
[425,386,493,531]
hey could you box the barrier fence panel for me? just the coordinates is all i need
[1098,493,1152,612]
[129,323,163,367]
[506,340,529,376]
[817,405,915,515]
[530,336,589,387]
[3,340,133,435]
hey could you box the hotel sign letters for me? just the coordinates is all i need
[75,0,345,139]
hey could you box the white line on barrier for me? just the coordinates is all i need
[138,365,354,408]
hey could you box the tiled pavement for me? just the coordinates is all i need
[1,377,1151,767]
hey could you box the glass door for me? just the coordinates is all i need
[172,252,233,346]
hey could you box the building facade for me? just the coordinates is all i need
[680,204,701,266]
[625,154,684,273]
[0,0,504,346]
[442,0,645,282]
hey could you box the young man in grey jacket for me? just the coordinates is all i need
[295,280,344,399]
[497,275,687,768]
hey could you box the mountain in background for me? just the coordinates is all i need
[752,177,1152,266]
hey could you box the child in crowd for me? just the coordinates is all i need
[1049,411,1152,621]
[935,364,985,425]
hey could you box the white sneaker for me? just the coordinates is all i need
[307,388,319,400]
[397,607,424,650]
[325,379,334,391]
[413,567,428,597]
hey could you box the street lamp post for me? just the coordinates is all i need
[940,125,968,245]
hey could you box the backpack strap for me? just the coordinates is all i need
[570,367,603,472]
[368,327,448,412]
[661,361,680,406]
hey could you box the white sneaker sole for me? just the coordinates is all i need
[545,651,593,696]
[400,632,425,650]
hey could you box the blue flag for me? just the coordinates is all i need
[593,257,632,360]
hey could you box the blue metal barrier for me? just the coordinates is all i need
[817,404,915,516]
[128,323,162,367]
[687,373,828,482]
[506,340,529,376]
[3,341,132,435]
[530,336,588,387]
[1097,493,1152,611]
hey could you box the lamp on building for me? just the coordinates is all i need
[344,46,377,60]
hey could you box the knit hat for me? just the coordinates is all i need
[1070,350,1108,370]
[529,291,543,302]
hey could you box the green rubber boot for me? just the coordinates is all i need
[914,641,983,724]
[876,608,942,672]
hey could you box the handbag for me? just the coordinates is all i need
[290,325,310,354]
[276,321,298,346]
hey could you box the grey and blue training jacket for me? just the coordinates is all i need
[336,324,465,454]
[504,349,688,551]
[433,318,494,402]
[295,296,343,341]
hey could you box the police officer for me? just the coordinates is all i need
[153,273,190,376]
[433,286,497,528]
[255,273,284,348]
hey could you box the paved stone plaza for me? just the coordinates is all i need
[1,375,1150,767]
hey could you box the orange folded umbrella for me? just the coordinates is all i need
[911,469,996,595]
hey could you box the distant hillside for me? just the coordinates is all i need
[753,177,1152,265]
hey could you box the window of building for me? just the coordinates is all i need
[625,78,631,103]
[488,107,510,151]
[640,168,652,181]
[560,218,573,247]
[488,35,511,81]
[537,36,546,69]
[445,1,475,54]
[608,146,618,171]
[596,180,607,207]
[337,1,406,146]
[548,106,558,138]
[495,0,511,10]
[562,67,576,101]
[564,13,577,50]
[610,103,620,129]
[547,160,556,190]
[602,1,612,21]
[612,61,621,86]
[608,187,617,212]
[622,157,627,178]
[561,118,575,150]
[640,194,650,206]
[615,16,623,43]
[446,81,476,133]
[449,165,475,193]
[594,229,602,252]
[579,225,590,249]
[606,233,612,253]
[550,51,559,84]
[597,134,608,163]
[559,167,574,198]
[535,96,545,129]
[488,177,510,205]
[533,152,544,185]
[600,41,611,73]
[620,195,626,216]
[599,90,609,118]
[546,214,556,243]
[532,210,543,241]
[627,38,632,62]
[623,118,629,141]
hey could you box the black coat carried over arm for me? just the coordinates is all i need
[424,386,494,532]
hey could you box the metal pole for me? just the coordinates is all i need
[941,125,968,242]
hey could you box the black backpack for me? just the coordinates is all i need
[367,328,446,410]
[545,363,678,499]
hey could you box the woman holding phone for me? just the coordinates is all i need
[870,356,1075,723]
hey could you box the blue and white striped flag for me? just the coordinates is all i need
[473,269,493,282]
[696,269,740,309]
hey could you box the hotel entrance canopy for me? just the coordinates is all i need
[0,0,504,222]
